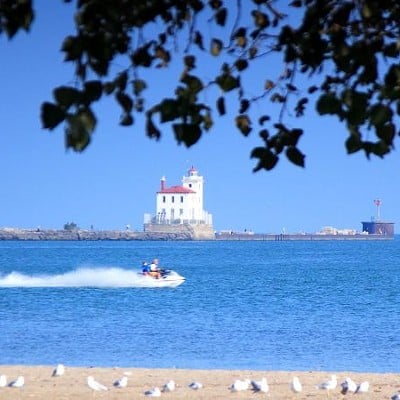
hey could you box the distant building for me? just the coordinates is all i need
[361,221,394,236]
[143,167,214,240]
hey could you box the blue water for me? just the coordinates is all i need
[0,239,399,372]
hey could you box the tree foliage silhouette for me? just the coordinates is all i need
[1,0,400,171]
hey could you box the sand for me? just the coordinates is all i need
[0,366,399,399]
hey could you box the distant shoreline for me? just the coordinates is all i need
[0,227,394,241]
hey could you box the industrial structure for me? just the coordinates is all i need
[361,199,395,236]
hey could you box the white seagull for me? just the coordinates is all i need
[355,381,369,394]
[9,376,24,388]
[87,376,108,392]
[52,364,65,377]
[188,381,203,390]
[317,374,337,392]
[229,378,250,392]
[144,386,161,397]
[0,375,7,387]
[113,376,128,388]
[290,376,302,393]
[161,379,176,392]
[251,377,269,393]
[340,377,357,394]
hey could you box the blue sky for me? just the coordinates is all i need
[0,1,398,234]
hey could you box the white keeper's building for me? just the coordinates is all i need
[144,167,213,226]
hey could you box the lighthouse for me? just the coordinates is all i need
[143,167,214,239]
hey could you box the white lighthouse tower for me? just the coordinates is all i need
[143,167,214,239]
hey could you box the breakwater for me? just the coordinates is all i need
[0,228,192,241]
[0,228,394,241]
[215,232,394,241]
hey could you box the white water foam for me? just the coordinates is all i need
[0,267,156,288]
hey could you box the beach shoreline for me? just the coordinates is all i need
[0,365,399,399]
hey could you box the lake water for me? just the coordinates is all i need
[0,239,399,372]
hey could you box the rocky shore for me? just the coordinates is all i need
[0,228,192,241]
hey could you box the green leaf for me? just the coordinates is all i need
[251,147,278,171]
[210,38,223,56]
[316,93,342,115]
[159,99,180,122]
[180,74,203,94]
[41,102,66,130]
[376,123,395,145]
[77,108,97,134]
[61,35,82,61]
[131,45,153,67]
[345,134,362,154]
[132,79,147,96]
[239,99,250,113]
[83,80,103,103]
[235,59,248,71]
[217,96,226,115]
[146,117,161,139]
[120,113,134,126]
[115,71,128,91]
[252,10,269,29]
[235,115,252,136]
[116,92,133,113]
[285,146,305,167]
[184,55,196,70]
[215,7,227,26]
[369,104,393,127]
[54,86,81,109]
[173,123,202,147]
[103,81,115,95]
[203,111,213,131]
[65,109,96,152]
[216,73,240,92]
[259,115,271,125]
[194,31,205,50]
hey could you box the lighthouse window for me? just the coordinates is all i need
[180,196,184,203]
[189,183,192,188]
[179,208,184,216]
[162,196,166,203]
[172,196,175,203]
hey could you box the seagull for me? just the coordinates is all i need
[340,377,357,394]
[9,376,24,388]
[161,379,176,392]
[251,377,269,393]
[290,376,302,393]
[317,374,337,392]
[113,376,128,388]
[0,375,7,387]
[391,392,400,400]
[52,364,65,377]
[144,386,161,397]
[355,381,369,394]
[229,379,250,392]
[87,376,108,392]
[188,381,203,390]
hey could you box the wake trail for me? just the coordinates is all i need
[0,267,152,288]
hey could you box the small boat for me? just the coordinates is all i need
[139,269,186,288]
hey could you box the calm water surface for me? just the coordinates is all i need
[0,239,399,372]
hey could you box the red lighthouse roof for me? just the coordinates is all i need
[158,185,195,194]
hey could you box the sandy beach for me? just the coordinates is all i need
[0,366,399,399]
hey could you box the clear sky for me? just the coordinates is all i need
[0,1,398,234]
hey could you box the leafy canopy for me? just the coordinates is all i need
[2,0,400,171]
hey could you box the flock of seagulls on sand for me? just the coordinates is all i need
[1,365,400,398]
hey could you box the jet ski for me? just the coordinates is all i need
[139,269,186,288]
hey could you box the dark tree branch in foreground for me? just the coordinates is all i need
[1,0,400,172]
